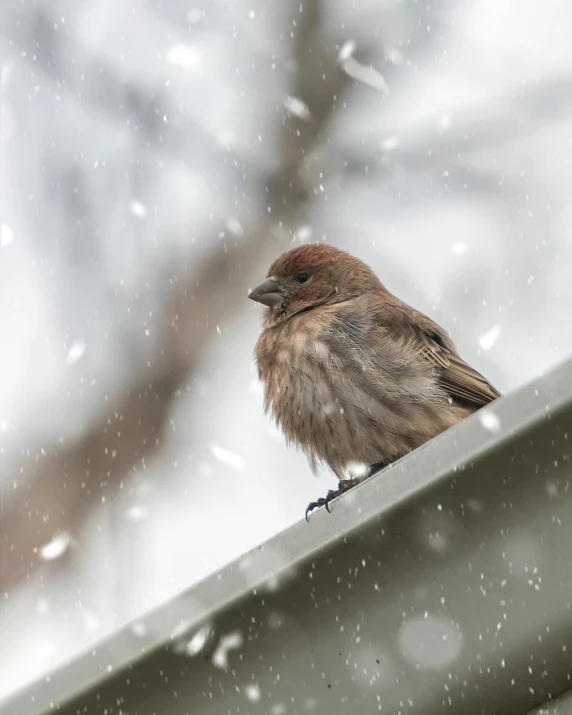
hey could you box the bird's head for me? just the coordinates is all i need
[248,244,383,324]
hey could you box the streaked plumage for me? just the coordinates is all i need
[249,244,500,513]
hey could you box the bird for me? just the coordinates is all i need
[248,243,501,518]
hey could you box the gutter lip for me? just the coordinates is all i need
[3,356,572,714]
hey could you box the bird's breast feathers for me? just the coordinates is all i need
[253,303,461,474]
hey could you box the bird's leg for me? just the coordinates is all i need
[305,460,394,520]
[368,459,393,477]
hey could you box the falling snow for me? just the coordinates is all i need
[3,0,572,705]
[131,622,147,637]
[65,339,86,365]
[129,200,148,219]
[283,96,311,121]
[438,112,452,131]
[341,57,388,92]
[209,442,245,470]
[125,505,148,521]
[479,410,501,434]
[338,40,357,63]
[1,224,13,247]
[380,136,400,151]
[39,533,71,561]
[478,325,502,351]
[212,631,243,669]
[182,624,212,656]
[294,224,313,244]
[167,44,201,69]
[385,46,404,65]
[225,217,244,237]
[243,683,261,703]
[345,460,369,478]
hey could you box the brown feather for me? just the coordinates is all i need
[379,297,501,410]
[252,244,501,480]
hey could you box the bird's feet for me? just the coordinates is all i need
[305,478,364,520]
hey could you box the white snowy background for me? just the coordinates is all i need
[1,0,572,699]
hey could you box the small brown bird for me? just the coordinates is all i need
[249,244,500,518]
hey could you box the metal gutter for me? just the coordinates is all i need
[526,690,572,714]
[3,358,572,715]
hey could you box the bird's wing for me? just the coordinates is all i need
[415,324,500,408]
[380,299,501,410]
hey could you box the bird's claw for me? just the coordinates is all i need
[305,498,327,521]
[305,481,363,520]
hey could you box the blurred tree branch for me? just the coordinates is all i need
[1,0,351,590]
[7,0,566,593]
[341,73,572,174]
[5,6,264,186]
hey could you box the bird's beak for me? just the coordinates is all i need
[248,278,284,307]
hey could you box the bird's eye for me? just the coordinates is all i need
[295,273,310,284]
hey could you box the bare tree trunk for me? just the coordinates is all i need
[1,0,352,591]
